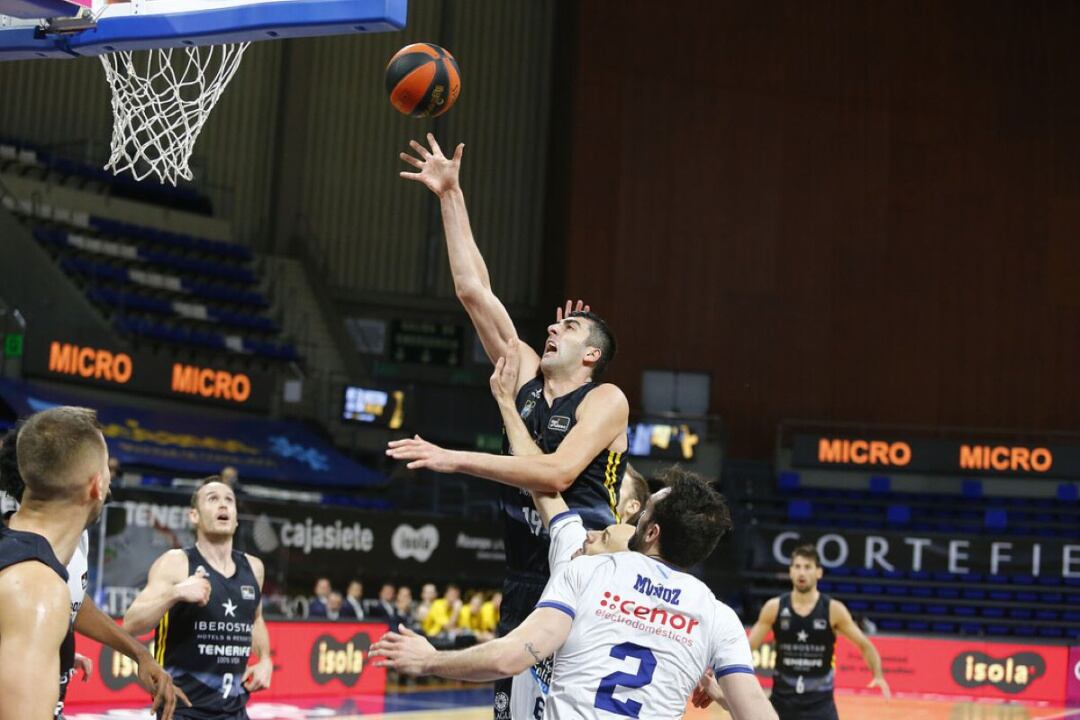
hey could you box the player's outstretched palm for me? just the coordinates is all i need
[370,624,436,675]
[386,435,457,472]
[399,133,464,197]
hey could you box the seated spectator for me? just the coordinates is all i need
[309,577,332,618]
[422,584,462,638]
[457,592,493,642]
[391,585,416,631]
[343,579,365,620]
[480,591,501,635]
[326,592,345,621]
[416,583,438,630]
[369,582,396,620]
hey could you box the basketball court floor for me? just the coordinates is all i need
[64,686,1080,720]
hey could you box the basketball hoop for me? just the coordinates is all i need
[100,42,249,185]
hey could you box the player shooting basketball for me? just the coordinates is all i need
[389,135,631,719]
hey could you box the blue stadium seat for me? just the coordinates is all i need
[931,622,956,634]
[1035,610,1059,621]
[886,505,911,525]
[879,619,903,631]
[960,623,982,635]
[777,472,800,490]
[855,568,879,578]
[954,606,977,617]
[1038,627,1064,638]
[817,581,834,592]
[984,509,1007,529]
[911,586,934,598]
[927,604,949,615]
[961,589,985,600]
[980,607,1005,618]
[1008,608,1033,620]
[906,621,929,632]
[1014,626,1037,637]
[962,479,983,498]
[986,625,1009,636]
[900,603,921,614]
[1011,574,1035,585]
[869,475,891,494]
[1057,483,1079,502]
[885,586,909,597]
[848,600,869,612]
[988,590,1012,601]
[936,587,960,599]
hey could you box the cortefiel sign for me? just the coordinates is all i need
[22,336,273,411]
[792,433,1080,478]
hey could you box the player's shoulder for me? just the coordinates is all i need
[582,382,629,409]
[0,559,69,608]
[151,548,190,576]
[244,552,265,574]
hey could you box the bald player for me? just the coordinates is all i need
[0,407,112,720]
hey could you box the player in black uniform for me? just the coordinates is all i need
[1,423,186,720]
[124,478,273,720]
[749,545,890,719]
[390,137,629,718]
[0,407,111,720]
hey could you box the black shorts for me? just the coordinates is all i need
[164,709,249,720]
[769,691,839,720]
[493,574,547,720]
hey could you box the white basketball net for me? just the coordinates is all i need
[100,42,250,185]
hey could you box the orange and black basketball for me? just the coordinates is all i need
[385,43,461,118]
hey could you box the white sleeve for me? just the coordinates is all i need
[710,601,755,676]
[547,512,587,576]
[537,555,600,621]
[79,531,90,559]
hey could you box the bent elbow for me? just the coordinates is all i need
[454,280,485,307]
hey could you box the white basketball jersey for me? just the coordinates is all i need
[510,512,589,720]
[537,552,753,720]
[68,530,90,620]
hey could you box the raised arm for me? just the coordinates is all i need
[388,383,629,493]
[123,550,210,636]
[489,340,567,527]
[747,597,778,650]
[242,556,273,693]
[74,596,189,719]
[371,606,571,682]
[400,134,539,385]
[0,564,71,720]
[831,600,891,698]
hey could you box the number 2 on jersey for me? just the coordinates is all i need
[593,642,657,718]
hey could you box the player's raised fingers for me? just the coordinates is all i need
[426,133,442,156]
[453,143,464,161]
[175,686,192,707]
[409,139,430,158]
[399,152,423,168]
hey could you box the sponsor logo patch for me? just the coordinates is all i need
[547,415,571,432]
[951,651,1045,693]
[813,618,828,630]
[310,632,372,686]
[242,585,257,600]
[391,524,439,562]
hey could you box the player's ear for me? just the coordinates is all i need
[189,506,199,526]
[86,471,103,502]
[815,565,823,580]
[626,499,641,518]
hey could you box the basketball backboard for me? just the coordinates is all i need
[0,0,406,60]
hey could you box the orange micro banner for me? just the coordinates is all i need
[23,336,271,411]
[753,633,1070,703]
[791,433,1080,478]
[65,620,389,707]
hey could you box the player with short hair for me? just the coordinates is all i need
[745,544,890,720]
[372,468,776,720]
[1,423,186,720]
[0,407,112,720]
[391,138,630,718]
[123,478,273,720]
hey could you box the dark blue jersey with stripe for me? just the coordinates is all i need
[501,377,624,580]
[155,546,260,719]
[771,592,836,697]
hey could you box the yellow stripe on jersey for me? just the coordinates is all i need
[155,611,169,665]
[604,451,621,522]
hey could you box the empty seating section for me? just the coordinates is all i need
[7,201,297,362]
[0,138,212,214]
[749,479,1080,640]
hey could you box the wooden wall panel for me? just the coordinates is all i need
[565,0,1080,455]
